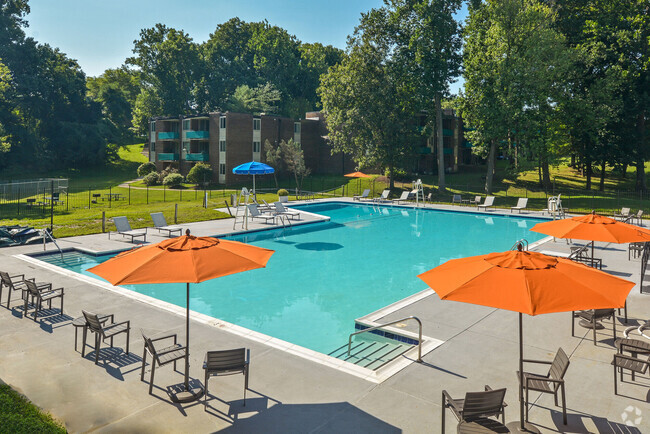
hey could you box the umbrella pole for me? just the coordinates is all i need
[185,281,190,389]
[507,312,541,433]
[253,174,256,198]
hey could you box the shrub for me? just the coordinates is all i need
[187,163,212,184]
[137,162,157,177]
[163,173,184,187]
[142,171,159,186]
[159,166,178,183]
[277,189,289,196]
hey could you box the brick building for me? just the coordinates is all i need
[148,112,355,184]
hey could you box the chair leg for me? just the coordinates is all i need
[82,327,87,357]
[141,348,147,381]
[60,295,63,316]
[94,334,101,365]
[33,299,40,322]
[204,372,209,409]
[571,312,575,337]
[525,385,529,422]
[126,329,130,355]
[149,362,155,395]
[560,383,567,425]
[592,318,597,345]
[613,364,618,395]
[243,368,248,406]
[612,315,616,342]
[441,392,445,434]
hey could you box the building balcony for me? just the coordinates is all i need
[185,130,209,139]
[417,147,431,155]
[185,152,209,162]
[158,132,179,140]
[443,128,454,137]
[158,153,179,161]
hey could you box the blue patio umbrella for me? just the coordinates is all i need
[232,161,275,195]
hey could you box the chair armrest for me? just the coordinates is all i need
[98,314,114,323]
[42,287,64,295]
[156,345,187,357]
[10,274,25,280]
[441,390,463,414]
[614,353,650,366]
[150,334,178,344]
[112,320,130,328]
[522,358,552,365]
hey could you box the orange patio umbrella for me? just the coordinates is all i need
[344,171,371,195]
[88,230,274,401]
[418,246,634,432]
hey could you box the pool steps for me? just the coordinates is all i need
[328,335,414,370]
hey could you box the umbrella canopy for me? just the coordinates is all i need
[530,212,650,244]
[344,171,371,178]
[418,247,634,431]
[88,232,274,400]
[232,161,275,195]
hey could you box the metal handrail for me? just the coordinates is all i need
[347,316,423,363]
[510,239,528,251]
[42,229,63,260]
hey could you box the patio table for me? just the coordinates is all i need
[72,313,113,352]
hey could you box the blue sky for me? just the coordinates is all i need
[25,0,465,93]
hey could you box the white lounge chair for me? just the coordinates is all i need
[469,196,482,206]
[452,194,463,205]
[150,212,183,237]
[510,198,528,213]
[111,216,146,243]
[391,191,410,204]
[477,196,495,211]
[247,204,275,224]
[353,189,370,201]
[374,190,391,203]
[273,202,300,220]
[614,207,631,221]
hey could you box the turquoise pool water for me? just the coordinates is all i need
[38,203,546,354]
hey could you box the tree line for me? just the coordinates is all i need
[318,0,649,192]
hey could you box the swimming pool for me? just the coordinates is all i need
[35,203,547,355]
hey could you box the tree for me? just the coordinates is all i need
[226,82,281,114]
[319,12,420,189]
[186,162,212,185]
[375,0,463,192]
[279,139,310,192]
[264,139,283,188]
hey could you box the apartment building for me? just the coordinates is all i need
[148,112,354,184]
[414,108,472,175]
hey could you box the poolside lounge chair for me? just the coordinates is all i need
[424,192,433,203]
[477,196,495,211]
[23,279,64,322]
[469,196,482,206]
[112,216,147,243]
[517,347,570,425]
[203,348,250,408]
[572,308,616,346]
[391,191,410,204]
[247,204,275,224]
[150,212,182,237]
[374,190,391,203]
[510,198,528,213]
[0,271,50,308]
[452,194,463,205]
[441,385,507,433]
[612,352,650,396]
[634,209,644,226]
[353,189,370,201]
[82,310,130,364]
[614,207,631,221]
[274,202,300,220]
[140,330,188,395]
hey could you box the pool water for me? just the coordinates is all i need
[40,203,546,354]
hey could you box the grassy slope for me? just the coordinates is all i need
[0,384,66,433]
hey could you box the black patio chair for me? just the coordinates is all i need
[203,348,250,408]
[572,308,616,345]
[140,330,188,395]
[82,310,130,365]
[0,271,50,308]
[517,347,570,425]
[612,353,650,395]
[441,385,507,433]
[23,279,63,321]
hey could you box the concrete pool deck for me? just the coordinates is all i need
[0,200,648,433]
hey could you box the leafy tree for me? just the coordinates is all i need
[137,162,156,177]
[226,82,281,114]
[279,139,310,192]
[319,10,421,189]
[186,162,212,185]
[142,171,159,186]
[163,172,184,187]
[263,138,283,188]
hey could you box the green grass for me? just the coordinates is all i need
[0,384,66,433]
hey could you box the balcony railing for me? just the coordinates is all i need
[443,128,454,136]
[185,130,209,139]
[158,132,179,140]
[185,152,209,162]
[158,153,179,161]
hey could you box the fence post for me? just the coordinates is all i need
[128,184,131,205]
[174,203,178,224]
[50,180,54,234]
[88,187,91,208]
[180,188,182,202]
[147,185,149,204]
[66,189,69,212]
[102,211,106,233]
[109,186,112,208]
[164,185,166,202]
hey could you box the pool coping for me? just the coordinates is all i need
[15,201,551,384]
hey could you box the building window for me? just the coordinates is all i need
[150,121,155,132]
[183,120,190,130]
[199,119,209,131]
[253,141,261,153]
[253,118,261,131]
[220,116,226,129]
[150,142,155,152]
[219,163,226,175]
[294,122,301,133]
[219,140,226,152]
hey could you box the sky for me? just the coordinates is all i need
[25,0,466,94]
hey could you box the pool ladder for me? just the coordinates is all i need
[276,214,292,228]
[42,229,64,260]
[347,316,423,363]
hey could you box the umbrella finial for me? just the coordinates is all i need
[517,243,523,252]
[185,229,191,236]
[592,210,596,215]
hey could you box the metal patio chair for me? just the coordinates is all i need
[140,330,188,395]
[0,271,50,308]
[441,385,507,433]
[572,308,616,346]
[203,348,250,408]
[23,279,63,321]
[82,310,130,364]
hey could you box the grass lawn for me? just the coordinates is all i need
[0,384,65,433]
